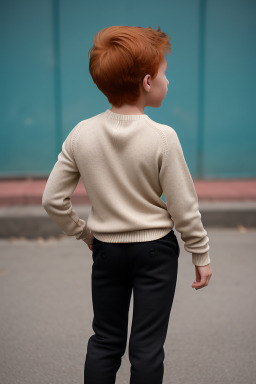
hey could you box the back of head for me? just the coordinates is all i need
[88,26,172,107]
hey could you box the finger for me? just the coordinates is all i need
[192,276,207,289]
[192,266,200,286]
[196,267,200,282]
[199,273,212,289]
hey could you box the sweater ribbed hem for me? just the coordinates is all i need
[105,109,149,121]
[92,227,172,243]
[192,252,211,266]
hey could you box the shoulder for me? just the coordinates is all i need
[73,111,106,134]
[65,111,106,142]
[145,118,185,167]
[144,117,180,146]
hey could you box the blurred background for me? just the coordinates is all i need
[0,0,255,179]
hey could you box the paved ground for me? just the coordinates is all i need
[0,227,255,384]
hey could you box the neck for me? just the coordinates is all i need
[110,103,145,115]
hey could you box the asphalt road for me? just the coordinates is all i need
[0,228,255,384]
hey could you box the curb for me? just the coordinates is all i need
[0,202,256,239]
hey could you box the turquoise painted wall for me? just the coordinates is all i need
[0,0,256,178]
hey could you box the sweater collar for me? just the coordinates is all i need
[105,109,148,121]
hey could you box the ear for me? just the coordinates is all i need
[142,74,151,92]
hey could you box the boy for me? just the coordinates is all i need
[42,26,212,384]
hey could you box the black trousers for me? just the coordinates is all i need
[84,229,180,384]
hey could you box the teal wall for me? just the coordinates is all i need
[1,0,256,178]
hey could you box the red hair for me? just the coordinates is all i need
[88,26,172,107]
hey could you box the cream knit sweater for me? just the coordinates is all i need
[42,109,210,266]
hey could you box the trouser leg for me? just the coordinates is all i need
[128,230,179,384]
[84,240,133,384]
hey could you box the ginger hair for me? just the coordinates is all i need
[88,26,172,107]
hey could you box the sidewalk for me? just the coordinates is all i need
[0,178,256,238]
[1,178,256,206]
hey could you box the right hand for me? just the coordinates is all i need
[86,237,94,252]
[192,264,212,290]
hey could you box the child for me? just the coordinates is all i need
[42,25,212,384]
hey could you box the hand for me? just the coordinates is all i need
[87,239,94,251]
[192,264,212,290]
[82,235,94,251]
[80,229,94,251]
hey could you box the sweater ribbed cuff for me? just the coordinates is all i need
[192,252,211,266]
[76,225,94,244]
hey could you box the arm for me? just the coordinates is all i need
[159,128,210,267]
[42,124,94,246]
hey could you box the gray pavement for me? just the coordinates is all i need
[0,228,256,384]
[1,201,256,239]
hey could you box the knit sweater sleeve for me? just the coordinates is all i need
[42,124,94,244]
[159,128,210,266]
